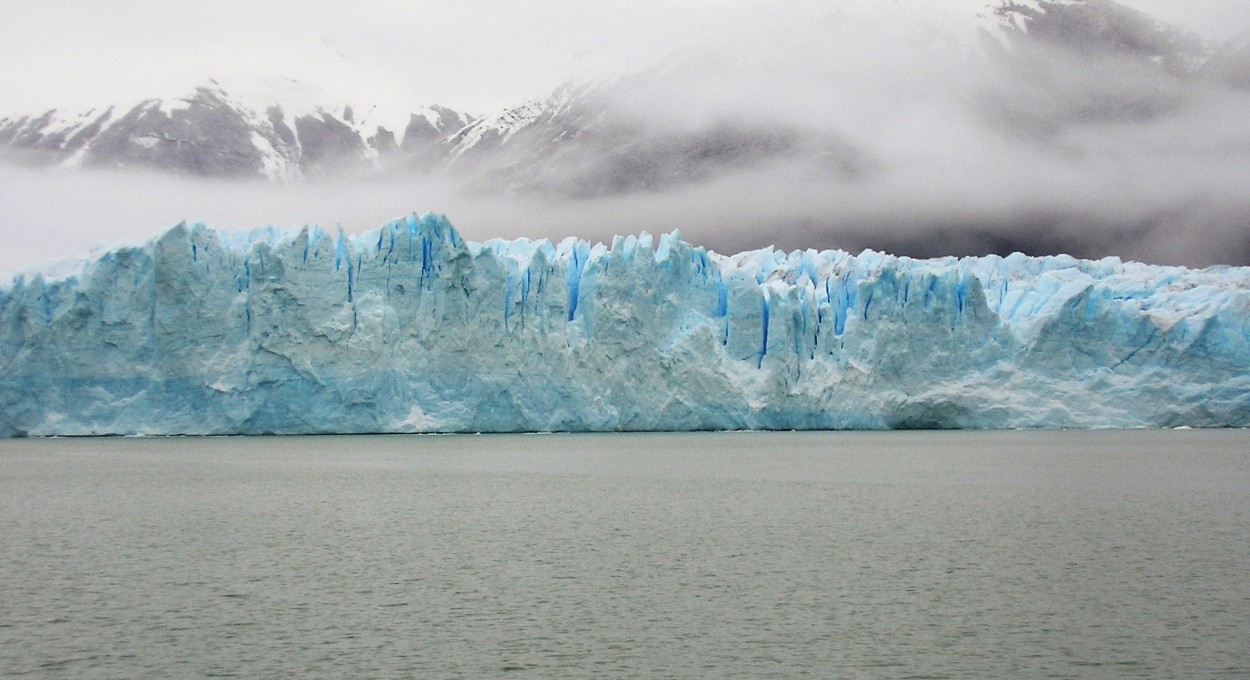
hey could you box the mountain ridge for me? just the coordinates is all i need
[0,76,474,181]
[4,0,1250,269]
[4,0,1247,189]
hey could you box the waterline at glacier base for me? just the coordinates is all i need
[2,213,1248,436]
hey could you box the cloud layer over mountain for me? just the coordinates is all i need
[2,0,1249,274]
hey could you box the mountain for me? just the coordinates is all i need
[2,2,1244,191]
[438,66,865,199]
[0,77,473,181]
[0,70,853,197]
[3,0,1250,269]
[5,1,1241,190]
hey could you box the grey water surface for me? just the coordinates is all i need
[2,430,1248,678]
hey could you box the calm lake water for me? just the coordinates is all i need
[2,430,1248,678]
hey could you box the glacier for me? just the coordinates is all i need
[1,212,1248,436]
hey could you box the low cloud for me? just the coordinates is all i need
[3,0,1250,276]
[514,0,1250,266]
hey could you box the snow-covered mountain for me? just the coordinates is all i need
[0,76,473,181]
[0,69,840,194]
[438,69,861,199]
[3,1,1246,190]
[3,0,1250,268]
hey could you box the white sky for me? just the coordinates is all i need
[1,0,1247,115]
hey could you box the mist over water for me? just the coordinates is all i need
[2,0,1250,275]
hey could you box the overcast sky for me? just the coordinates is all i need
[2,0,1250,274]
[2,0,1247,114]
[2,0,753,114]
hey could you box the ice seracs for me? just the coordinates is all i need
[1,213,1248,436]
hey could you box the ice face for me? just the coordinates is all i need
[2,213,1248,436]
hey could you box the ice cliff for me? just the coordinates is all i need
[2,213,1248,436]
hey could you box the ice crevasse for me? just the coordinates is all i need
[1,212,1248,436]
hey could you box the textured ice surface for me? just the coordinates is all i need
[2,213,1249,436]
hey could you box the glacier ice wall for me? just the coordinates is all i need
[2,213,1248,436]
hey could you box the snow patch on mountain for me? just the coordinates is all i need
[0,74,475,181]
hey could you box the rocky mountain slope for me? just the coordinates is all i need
[0,77,472,180]
[4,1,1244,191]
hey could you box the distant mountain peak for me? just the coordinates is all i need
[0,76,475,181]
